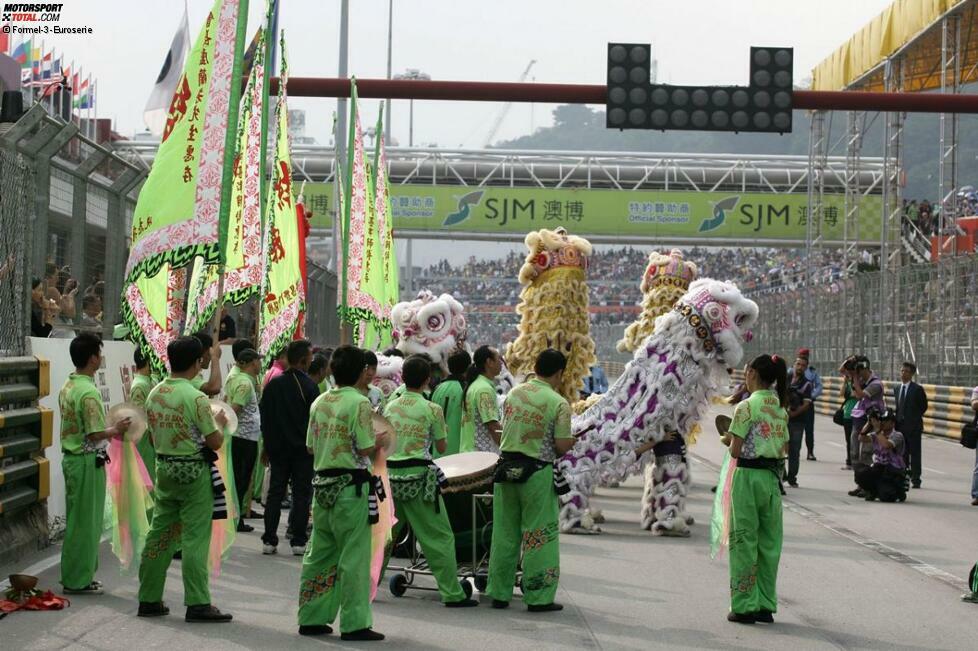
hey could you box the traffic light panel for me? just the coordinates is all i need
[606,43,793,134]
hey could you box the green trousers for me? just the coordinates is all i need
[137,461,213,606]
[61,453,106,590]
[388,473,465,602]
[136,436,157,484]
[298,484,372,633]
[729,467,783,615]
[486,466,560,606]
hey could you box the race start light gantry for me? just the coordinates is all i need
[606,43,794,134]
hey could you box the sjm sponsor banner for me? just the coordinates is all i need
[302,183,883,241]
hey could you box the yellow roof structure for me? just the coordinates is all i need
[811,0,978,91]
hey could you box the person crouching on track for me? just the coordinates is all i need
[298,345,387,641]
[486,348,574,612]
[383,355,479,608]
[854,408,907,503]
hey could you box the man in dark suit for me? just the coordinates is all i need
[894,361,928,489]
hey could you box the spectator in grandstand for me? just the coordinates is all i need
[854,409,907,503]
[31,277,54,338]
[893,362,927,489]
[795,348,823,461]
[44,262,78,321]
[78,294,102,331]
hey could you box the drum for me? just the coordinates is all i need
[434,452,499,562]
[435,451,498,493]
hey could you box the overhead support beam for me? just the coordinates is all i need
[270,77,978,114]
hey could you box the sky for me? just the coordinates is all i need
[31,0,893,149]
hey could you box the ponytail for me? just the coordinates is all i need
[749,354,789,409]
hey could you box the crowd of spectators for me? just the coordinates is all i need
[31,261,106,338]
[416,246,847,347]
[902,190,978,238]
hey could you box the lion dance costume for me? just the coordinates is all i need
[617,249,700,534]
[558,279,758,533]
[505,227,596,402]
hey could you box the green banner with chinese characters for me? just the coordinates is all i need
[302,184,882,242]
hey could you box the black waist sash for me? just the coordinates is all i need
[314,468,383,523]
[495,451,569,495]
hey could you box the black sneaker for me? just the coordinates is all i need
[63,582,103,595]
[847,488,865,497]
[527,603,564,612]
[753,610,774,623]
[445,598,479,608]
[727,611,755,624]
[185,604,233,623]
[787,480,799,488]
[491,599,509,609]
[298,624,332,636]
[340,628,385,641]
[236,522,255,533]
[911,481,921,489]
[138,601,170,617]
[247,510,264,519]
[806,454,817,461]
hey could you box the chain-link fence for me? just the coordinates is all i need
[0,146,35,356]
[744,255,978,387]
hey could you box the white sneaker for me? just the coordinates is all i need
[292,545,306,556]
[262,544,277,555]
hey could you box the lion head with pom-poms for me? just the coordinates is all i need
[617,248,698,354]
[390,290,467,371]
[504,227,596,402]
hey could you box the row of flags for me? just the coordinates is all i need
[4,37,95,108]
[123,0,399,374]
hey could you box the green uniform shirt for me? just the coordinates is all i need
[384,392,446,462]
[465,374,500,452]
[59,373,106,455]
[500,378,572,462]
[307,386,375,470]
[729,388,789,459]
[224,366,260,441]
[190,374,205,391]
[146,377,218,456]
[430,379,464,457]
[129,374,156,407]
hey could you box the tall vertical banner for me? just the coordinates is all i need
[374,121,399,348]
[338,81,386,345]
[122,0,249,369]
[185,25,267,333]
[259,35,305,360]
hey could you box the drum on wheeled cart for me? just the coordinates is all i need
[388,451,521,597]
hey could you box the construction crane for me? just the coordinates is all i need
[483,59,537,148]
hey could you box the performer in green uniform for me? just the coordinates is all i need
[724,354,790,624]
[129,349,158,480]
[462,345,502,453]
[60,333,131,595]
[486,348,574,612]
[190,330,223,396]
[298,345,386,641]
[383,355,478,607]
[430,350,471,458]
[137,336,232,622]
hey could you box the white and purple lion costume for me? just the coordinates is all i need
[558,278,758,533]
[372,290,468,397]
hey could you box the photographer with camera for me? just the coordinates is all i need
[846,356,885,498]
[837,356,859,469]
[854,408,907,503]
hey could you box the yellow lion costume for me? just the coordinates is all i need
[617,248,698,353]
[505,227,596,402]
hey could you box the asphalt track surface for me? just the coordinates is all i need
[3,407,977,650]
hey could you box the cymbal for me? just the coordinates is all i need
[108,402,147,443]
[371,412,397,455]
[209,399,238,434]
[715,414,732,437]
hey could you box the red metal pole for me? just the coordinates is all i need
[269,77,978,114]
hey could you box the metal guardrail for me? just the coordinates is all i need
[0,356,52,514]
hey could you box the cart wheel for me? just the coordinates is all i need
[460,579,473,600]
[389,573,408,597]
[474,573,488,592]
